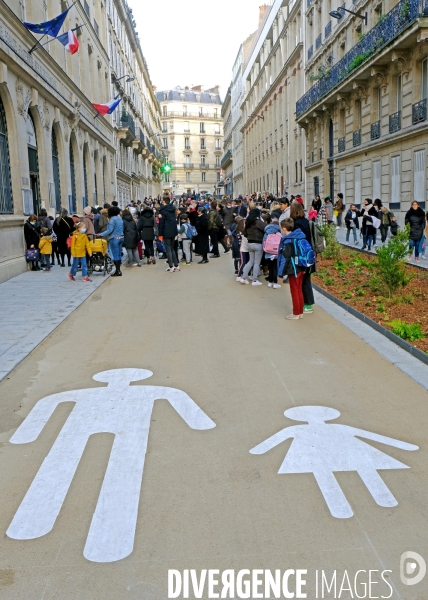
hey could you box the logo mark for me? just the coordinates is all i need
[400,551,426,586]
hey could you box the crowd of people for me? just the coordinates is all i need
[23,190,428,315]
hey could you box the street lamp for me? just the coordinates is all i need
[113,74,135,83]
[329,7,367,25]
[250,113,264,121]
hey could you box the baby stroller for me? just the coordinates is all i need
[87,237,113,276]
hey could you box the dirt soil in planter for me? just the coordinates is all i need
[313,247,428,353]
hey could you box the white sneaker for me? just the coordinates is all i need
[268,283,273,288]
[285,314,300,320]
[238,277,249,284]
[273,283,282,289]
[252,280,263,286]
[236,276,242,281]
[336,226,340,230]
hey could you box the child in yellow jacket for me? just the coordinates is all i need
[69,221,93,282]
[38,227,53,272]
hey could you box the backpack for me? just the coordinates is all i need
[263,231,282,255]
[282,238,315,275]
[186,223,198,238]
[309,220,326,254]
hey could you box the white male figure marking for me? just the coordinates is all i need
[250,406,418,519]
[7,369,216,562]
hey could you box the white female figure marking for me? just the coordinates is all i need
[7,369,216,562]
[250,406,418,519]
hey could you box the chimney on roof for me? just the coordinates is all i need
[185,86,189,90]
[191,85,203,92]
[207,85,220,95]
[259,4,269,26]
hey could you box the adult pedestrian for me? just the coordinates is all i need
[312,195,322,213]
[159,196,180,272]
[38,208,52,231]
[222,199,237,247]
[97,206,124,277]
[334,193,344,229]
[405,201,425,262]
[208,201,222,258]
[195,205,209,263]
[374,199,393,244]
[82,206,95,239]
[137,205,156,264]
[290,202,315,313]
[278,198,291,223]
[98,204,110,233]
[360,199,378,251]
[344,204,360,245]
[24,214,41,271]
[122,209,141,267]
[238,208,266,286]
[323,197,334,225]
[53,208,74,267]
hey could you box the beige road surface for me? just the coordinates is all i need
[0,257,427,600]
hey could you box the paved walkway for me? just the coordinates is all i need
[336,226,428,268]
[0,266,109,382]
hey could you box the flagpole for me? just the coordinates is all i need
[31,24,85,52]
[28,1,77,54]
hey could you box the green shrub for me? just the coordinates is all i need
[324,276,336,286]
[374,228,412,298]
[343,292,352,299]
[321,225,342,260]
[376,303,386,313]
[387,319,425,341]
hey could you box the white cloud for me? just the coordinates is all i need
[127,0,266,100]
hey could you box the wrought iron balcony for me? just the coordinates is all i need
[315,34,322,50]
[389,111,401,133]
[412,98,427,124]
[140,129,146,146]
[199,163,209,169]
[184,163,194,169]
[371,120,381,140]
[308,45,314,60]
[353,129,361,147]
[119,112,135,136]
[338,136,346,152]
[296,0,422,117]
[221,149,232,168]
[325,21,332,38]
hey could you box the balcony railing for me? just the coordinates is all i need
[199,163,209,168]
[325,21,332,38]
[119,112,135,137]
[184,163,194,169]
[353,129,361,147]
[221,149,232,168]
[371,120,381,140]
[412,98,427,124]
[308,45,314,60]
[338,136,346,152]
[389,111,401,133]
[139,129,146,146]
[296,0,422,117]
[315,34,322,49]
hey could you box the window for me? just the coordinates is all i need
[183,105,187,116]
[201,156,206,166]
[414,150,425,204]
[162,138,168,149]
[163,92,168,101]
[184,137,190,149]
[186,172,191,182]
[215,157,220,167]
[94,19,99,36]
[314,176,320,197]
[215,123,220,134]
[397,74,402,111]
[422,58,428,100]
[184,121,190,133]
[391,156,401,207]
[200,138,206,149]
[354,165,361,205]
[300,159,302,182]
[185,154,190,166]
[356,100,362,129]
[199,107,204,116]
[295,161,298,182]
[164,172,170,183]
[162,122,167,133]
[200,122,205,133]
[84,0,90,17]
[201,172,206,182]
[215,139,220,150]
[373,161,381,199]
[339,169,345,204]
[162,106,167,117]
[217,172,221,182]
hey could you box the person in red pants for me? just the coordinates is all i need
[278,219,306,320]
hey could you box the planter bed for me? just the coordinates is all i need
[312,247,428,355]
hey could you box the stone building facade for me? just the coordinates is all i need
[230,45,245,198]
[220,88,233,196]
[296,0,428,218]
[240,0,306,198]
[156,86,223,198]
[0,0,162,283]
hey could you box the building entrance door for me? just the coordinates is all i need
[27,116,40,215]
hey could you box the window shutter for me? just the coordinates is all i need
[414,150,425,204]
[391,156,401,207]
[372,161,381,199]
[354,165,361,205]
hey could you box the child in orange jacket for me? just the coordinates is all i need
[69,221,93,282]
[38,227,53,272]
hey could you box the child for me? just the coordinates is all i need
[263,216,281,288]
[235,217,249,281]
[277,218,306,320]
[68,222,93,282]
[177,215,192,264]
[231,216,244,276]
[38,227,53,272]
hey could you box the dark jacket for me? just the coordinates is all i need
[137,208,155,241]
[195,213,209,255]
[222,206,236,228]
[277,229,307,277]
[345,209,360,229]
[208,208,221,231]
[98,210,109,233]
[244,219,266,244]
[312,198,322,212]
[53,216,74,252]
[158,203,178,239]
[271,208,282,220]
[24,220,41,249]
[405,207,425,241]
[122,213,139,249]
[231,222,242,259]
[361,205,378,235]
[293,216,311,244]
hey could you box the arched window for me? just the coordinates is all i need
[0,97,13,213]
[51,128,61,212]
[69,139,76,213]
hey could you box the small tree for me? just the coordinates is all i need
[374,227,412,298]
[321,225,342,260]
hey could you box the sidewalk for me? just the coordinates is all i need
[0,266,109,382]
[335,227,428,269]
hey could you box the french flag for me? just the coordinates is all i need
[92,96,122,117]
[57,29,79,54]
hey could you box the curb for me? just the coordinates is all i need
[312,283,428,366]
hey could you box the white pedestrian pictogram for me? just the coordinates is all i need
[7,368,216,562]
[250,406,418,519]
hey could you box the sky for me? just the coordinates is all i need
[127,0,268,101]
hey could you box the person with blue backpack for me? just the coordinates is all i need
[177,215,197,265]
[262,215,282,288]
[278,218,315,320]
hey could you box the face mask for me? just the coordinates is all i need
[80,228,87,234]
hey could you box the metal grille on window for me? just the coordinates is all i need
[51,128,61,212]
[0,97,13,213]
